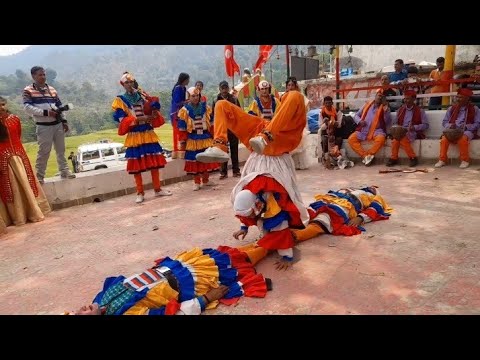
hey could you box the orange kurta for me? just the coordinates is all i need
[212,90,306,156]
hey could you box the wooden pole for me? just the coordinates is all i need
[335,45,340,110]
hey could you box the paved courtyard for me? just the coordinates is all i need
[1,163,480,315]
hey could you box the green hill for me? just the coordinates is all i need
[24,125,173,178]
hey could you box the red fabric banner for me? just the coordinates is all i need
[224,45,240,77]
[254,45,274,71]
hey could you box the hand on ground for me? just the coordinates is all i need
[205,285,229,302]
[348,216,363,227]
[233,229,248,240]
[274,258,293,271]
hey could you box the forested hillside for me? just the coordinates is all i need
[0,45,316,143]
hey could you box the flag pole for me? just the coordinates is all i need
[286,45,290,78]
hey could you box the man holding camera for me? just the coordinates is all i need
[23,66,75,184]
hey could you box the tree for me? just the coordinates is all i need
[45,68,57,84]
[15,69,28,81]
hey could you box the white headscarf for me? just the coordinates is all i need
[187,86,199,96]
[120,72,134,85]
[233,190,257,217]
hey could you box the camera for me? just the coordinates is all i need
[54,103,74,122]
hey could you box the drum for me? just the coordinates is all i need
[443,128,464,142]
[143,96,160,115]
[389,125,408,141]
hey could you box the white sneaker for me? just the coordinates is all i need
[193,183,201,191]
[135,194,144,204]
[249,136,267,154]
[364,154,374,166]
[434,160,446,168]
[196,147,230,163]
[155,189,172,196]
[459,161,470,169]
[203,181,216,187]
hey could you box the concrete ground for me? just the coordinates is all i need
[1,162,480,315]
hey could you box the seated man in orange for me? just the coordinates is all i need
[386,90,429,167]
[435,88,480,169]
[347,90,392,166]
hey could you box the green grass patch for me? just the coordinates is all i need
[24,124,173,178]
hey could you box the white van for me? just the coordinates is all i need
[77,141,127,172]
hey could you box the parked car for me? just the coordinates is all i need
[77,142,126,172]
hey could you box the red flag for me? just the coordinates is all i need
[254,45,274,71]
[224,45,240,77]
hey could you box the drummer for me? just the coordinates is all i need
[434,88,480,169]
[386,90,429,167]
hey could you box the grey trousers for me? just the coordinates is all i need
[35,123,69,179]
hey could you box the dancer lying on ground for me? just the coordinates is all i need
[64,243,271,315]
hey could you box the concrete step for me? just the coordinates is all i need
[42,145,252,210]
[341,138,480,165]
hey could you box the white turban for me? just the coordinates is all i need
[187,86,199,96]
[120,72,135,84]
[233,190,257,217]
[258,80,270,90]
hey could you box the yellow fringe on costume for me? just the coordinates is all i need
[247,97,281,117]
[185,138,214,151]
[263,193,282,219]
[372,194,393,214]
[357,194,373,208]
[177,107,188,122]
[123,282,179,315]
[124,130,159,147]
[175,248,220,297]
[178,107,213,134]
[112,97,134,116]
[313,191,393,217]
[313,194,358,219]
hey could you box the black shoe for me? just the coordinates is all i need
[386,158,398,167]
[219,173,228,180]
[233,172,241,177]
[265,278,273,291]
[409,157,418,167]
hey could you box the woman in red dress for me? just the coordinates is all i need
[0,96,51,229]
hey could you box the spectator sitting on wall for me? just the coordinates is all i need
[388,59,408,86]
[402,66,425,106]
[380,75,401,111]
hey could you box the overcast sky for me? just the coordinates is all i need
[0,45,30,56]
